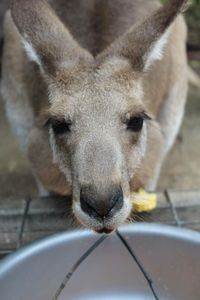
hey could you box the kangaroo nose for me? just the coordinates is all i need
[80,186,124,218]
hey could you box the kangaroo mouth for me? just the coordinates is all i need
[95,227,115,234]
[73,197,132,234]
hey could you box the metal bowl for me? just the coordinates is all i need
[0,224,200,300]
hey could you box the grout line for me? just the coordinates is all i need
[0,249,13,256]
[16,197,32,249]
[116,230,160,300]
[52,235,107,300]
[164,190,182,227]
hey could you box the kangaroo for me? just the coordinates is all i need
[1,0,188,233]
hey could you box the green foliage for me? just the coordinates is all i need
[187,0,200,28]
[160,0,200,28]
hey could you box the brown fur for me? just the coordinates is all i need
[1,0,188,232]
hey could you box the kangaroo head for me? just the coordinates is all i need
[11,0,188,233]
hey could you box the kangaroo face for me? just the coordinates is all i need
[45,64,149,232]
[11,0,188,232]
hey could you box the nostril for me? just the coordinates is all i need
[80,192,98,217]
[80,186,124,218]
[110,186,124,213]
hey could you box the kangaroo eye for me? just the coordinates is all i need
[46,118,72,135]
[127,116,144,132]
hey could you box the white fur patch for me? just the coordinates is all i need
[144,28,170,71]
[22,39,41,67]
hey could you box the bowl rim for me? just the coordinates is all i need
[1,223,200,277]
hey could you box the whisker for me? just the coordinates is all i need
[116,230,160,300]
[52,235,107,300]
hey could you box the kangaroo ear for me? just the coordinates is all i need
[11,0,93,77]
[97,0,188,72]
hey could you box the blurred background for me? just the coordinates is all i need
[0,0,200,199]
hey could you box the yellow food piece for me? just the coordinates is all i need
[131,189,157,213]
